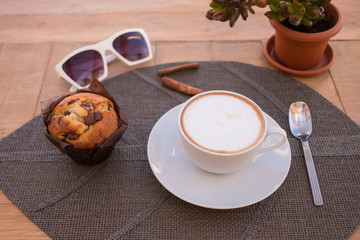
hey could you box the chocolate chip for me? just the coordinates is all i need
[68,97,80,105]
[84,113,96,125]
[58,116,63,124]
[64,110,71,116]
[67,133,79,140]
[81,101,94,113]
[94,111,102,121]
[81,101,91,108]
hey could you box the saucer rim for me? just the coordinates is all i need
[264,35,334,77]
[147,104,291,209]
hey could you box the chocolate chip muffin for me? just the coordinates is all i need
[47,92,119,149]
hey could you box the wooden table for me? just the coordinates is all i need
[0,0,359,239]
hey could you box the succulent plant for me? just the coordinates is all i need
[206,0,332,27]
[266,0,331,27]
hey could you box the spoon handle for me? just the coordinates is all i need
[301,140,323,206]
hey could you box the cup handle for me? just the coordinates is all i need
[258,127,287,154]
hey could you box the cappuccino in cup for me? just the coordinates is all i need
[178,90,287,174]
[181,92,265,154]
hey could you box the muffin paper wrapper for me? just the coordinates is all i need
[41,79,128,165]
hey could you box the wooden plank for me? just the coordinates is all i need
[155,41,213,64]
[0,0,356,37]
[0,43,52,139]
[348,225,360,240]
[212,41,268,67]
[0,13,274,43]
[333,0,360,40]
[0,191,50,240]
[0,1,358,44]
[0,0,210,14]
[330,40,360,125]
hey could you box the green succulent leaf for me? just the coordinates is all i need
[306,5,323,18]
[304,12,325,22]
[285,2,298,14]
[268,0,281,12]
[293,0,304,7]
[301,17,314,27]
[247,5,256,14]
[210,1,223,9]
[289,12,304,26]
[265,10,288,22]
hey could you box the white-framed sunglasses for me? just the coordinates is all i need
[55,28,152,92]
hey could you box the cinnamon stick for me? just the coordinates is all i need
[157,63,200,76]
[161,77,203,96]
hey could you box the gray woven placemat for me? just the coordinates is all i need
[1,61,359,240]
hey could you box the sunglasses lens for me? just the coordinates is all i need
[112,32,149,62]
[62,50,104,87]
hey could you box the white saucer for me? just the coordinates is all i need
[147,105,291,209]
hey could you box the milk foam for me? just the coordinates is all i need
[181,93,264,153]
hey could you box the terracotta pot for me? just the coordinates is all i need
[269,3,343,70]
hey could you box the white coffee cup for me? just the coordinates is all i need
[178,90,287,174]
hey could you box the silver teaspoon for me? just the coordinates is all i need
[289,102,323,206]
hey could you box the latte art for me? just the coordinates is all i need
[181,93,265,153]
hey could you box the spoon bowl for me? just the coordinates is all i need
[289,102,312,140]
